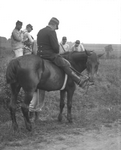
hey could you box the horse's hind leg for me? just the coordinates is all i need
[67,86,75,123]
[9,83,21,131]
[58,90,66,122]
[21,90,34,131]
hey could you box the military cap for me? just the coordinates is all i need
[75,40,80,44]
[48,17,59,29]
[26,24,33,30]
[16,20,23,25]
[62,36,67,40]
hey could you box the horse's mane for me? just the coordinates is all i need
[61,51,86,56]
[61,51,87,61]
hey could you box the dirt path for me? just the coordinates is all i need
[1,123,121,150]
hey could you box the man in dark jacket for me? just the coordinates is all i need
[37,17,83,86]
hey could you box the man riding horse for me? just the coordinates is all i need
[29,17,88,120]
[37,17,84,87]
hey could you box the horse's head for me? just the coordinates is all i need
[62,50,103,85]
[85,50,103,83]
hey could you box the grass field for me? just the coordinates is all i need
[0,48,121,149]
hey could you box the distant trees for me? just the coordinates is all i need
[104,44,113,59]
[0,36,11,49]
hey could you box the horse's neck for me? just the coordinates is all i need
[63,52,87,73]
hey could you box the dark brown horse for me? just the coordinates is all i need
[6,50,102,131]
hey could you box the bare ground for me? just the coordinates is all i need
[0,116,121,150]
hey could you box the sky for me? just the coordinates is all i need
[0,0,121,44]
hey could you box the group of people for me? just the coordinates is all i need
[11,17,86,120]
[59,37,85,54]
[11,20,84,58]
[11,17,86,88]
[11,20,34,58]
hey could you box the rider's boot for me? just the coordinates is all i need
[62,66,87,87]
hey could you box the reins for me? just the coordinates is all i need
[70,66,83,76]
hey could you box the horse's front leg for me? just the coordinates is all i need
[58,90,66,122]
[21,91,34,131]
[9,83,21,131]
[67,85,75,123]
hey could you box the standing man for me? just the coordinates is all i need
[59,36,69,54]
[71,40,85,52]
[11,20,24,58]
[22,24,34,55]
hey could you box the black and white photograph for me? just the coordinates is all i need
[0,0,121,149]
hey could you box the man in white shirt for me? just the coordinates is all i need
[11,20,24,58]
[71,40,85,52]
[59,36,69,54]
[22,24,34,55]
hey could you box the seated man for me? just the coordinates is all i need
[22,24,34,55]
[71,40,85,52]
[59,36,69,54]
[37,17,84,87]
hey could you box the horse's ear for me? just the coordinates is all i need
[98,53,104,58]
[85,49,93,56]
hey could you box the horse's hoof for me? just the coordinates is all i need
[67,116,73,123]
[68,119,73,123]
[13,124,18,131]
[58,115,62,122]
[26,123,32,131]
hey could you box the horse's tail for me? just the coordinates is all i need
[6,59,20,84]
